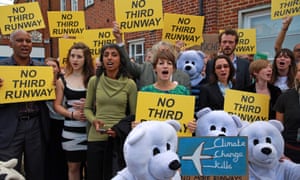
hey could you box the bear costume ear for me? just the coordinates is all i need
[127,127,146,145]
[231,115,243,128]
[196,107,212,119]
[196,51,205,59]
[268,120,284,132]
[165,120,181,132]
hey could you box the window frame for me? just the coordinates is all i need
[71,0,78,11]
[128,38,145,64]
[238,4,300,60]
[85,0,94,8]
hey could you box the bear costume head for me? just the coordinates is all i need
[176,50,205,87]
[195,107,243,137]
[239,120,300,180]
[112,120,181,180]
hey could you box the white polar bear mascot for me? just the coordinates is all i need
[112,120,181,180]
[195,107,244,137]
[239,120,300,180]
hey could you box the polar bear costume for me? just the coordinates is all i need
[112,120,181,180]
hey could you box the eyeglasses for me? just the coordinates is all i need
[215,64,229,70]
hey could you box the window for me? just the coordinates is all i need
[239,5,300,60]
[128,39,145,64]
[71,0,78,11]
[85,0,94,8]
[60,0,66,11]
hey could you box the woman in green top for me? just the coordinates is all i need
[84,44,137,180]
[140,48,190,95]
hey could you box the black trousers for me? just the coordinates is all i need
[0,116,45,180]
[45,119,68,180]
[87,141,112,180]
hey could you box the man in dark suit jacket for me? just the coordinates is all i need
[0,29,50,180]
[206,29,251,90]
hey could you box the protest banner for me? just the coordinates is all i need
[0,2,45,35]
[162,13,204,47]
[179,137,248,179]
[47,11,85,37]
[271,0,300,20]
[136,91,195,136]
[115,0,163,32]
[224,89,269,122]
[82,28,119,59]
[234,29,256,55]
[0,66,55,103]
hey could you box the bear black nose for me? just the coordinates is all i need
[185,66,191,71]
[218,134,226,136]
[261,147,272,155]
[169,160,181,170]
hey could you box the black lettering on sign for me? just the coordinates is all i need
[61,14,73,20]
[241,95,254,103]
[157,97,175,107]
[131,0,146,8]
[12,6,26,14]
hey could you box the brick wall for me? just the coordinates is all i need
[0,0,272,58]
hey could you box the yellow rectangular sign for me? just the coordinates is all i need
[136,92,195,137]
[271,0,300,20]
[162,13,204,47]
[115,0,163,32]
[235,29,256,55]
[82,28,118,58]
[47,11,86,37]
[224,89,269,122]
[0,66,55,104]
[0,2,45,35]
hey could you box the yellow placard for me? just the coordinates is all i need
[235,29,256,55]
[271,0,300,20]
[136,92,195,137]
[82,28,118,59]
[114,0,163,32]
[0,66,55,104]
[224,89,269,122]
[162,13,204,47]
[47,11,86,37]
[0,2,45,35]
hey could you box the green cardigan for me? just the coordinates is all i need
[84,74,137,141]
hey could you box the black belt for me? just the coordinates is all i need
[18,111,40,120]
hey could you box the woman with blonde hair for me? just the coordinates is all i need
[244,59,281,119]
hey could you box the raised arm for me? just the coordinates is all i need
[274,16,293,54]
[112,21,143,79]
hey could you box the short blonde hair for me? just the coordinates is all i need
[249,59,270,78]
